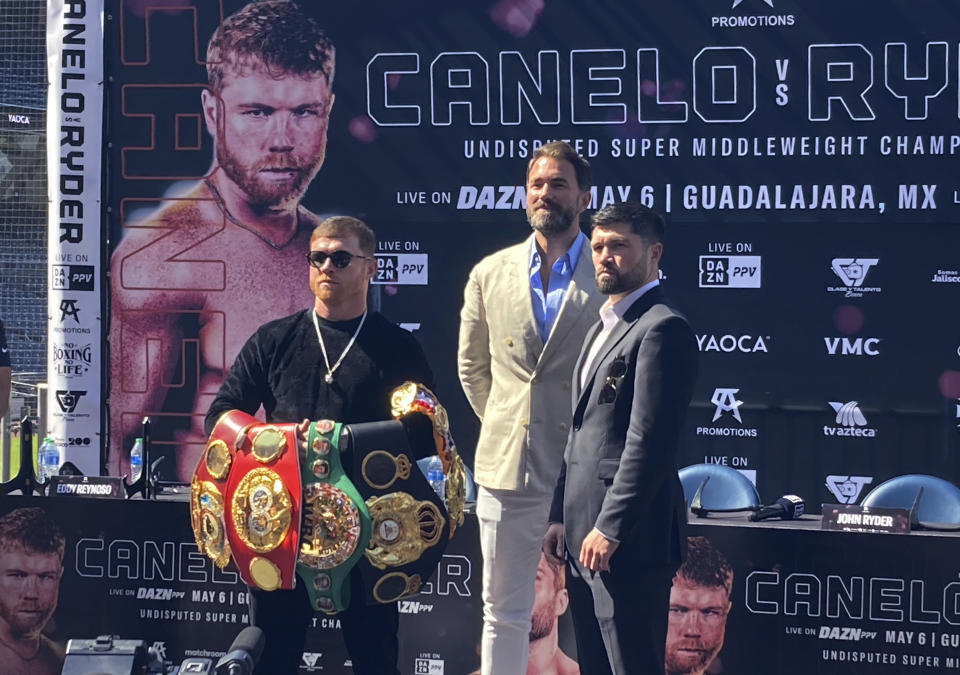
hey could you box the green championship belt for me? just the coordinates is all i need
[297,420,372,614]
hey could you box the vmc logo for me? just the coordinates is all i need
[824,337,880,357]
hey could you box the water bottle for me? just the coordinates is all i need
[38,437,60,482]
[426,455,445,503]
[130,437,144,482]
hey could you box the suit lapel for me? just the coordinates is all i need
[574,286,663,410]
[508,237,544,358]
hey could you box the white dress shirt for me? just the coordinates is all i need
[579,279,660,391]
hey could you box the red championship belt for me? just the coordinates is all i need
[192,410,303,592]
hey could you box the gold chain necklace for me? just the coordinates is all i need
[312,309,368,384]
[204,178,299,250]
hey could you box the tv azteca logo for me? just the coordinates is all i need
[827,258,881,298]
[696,387,758,437]
[824,401,877,437]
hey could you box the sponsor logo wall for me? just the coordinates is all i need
[98,0,960,507]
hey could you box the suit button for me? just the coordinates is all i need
[560,422,569,432]
[520,418,529,428]
[505,338,514,347]
[561,382,570,391]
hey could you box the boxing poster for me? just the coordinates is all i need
[102,0,960,508]
[0,495,482,674]
[681,523,960,675]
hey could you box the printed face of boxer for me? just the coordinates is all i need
[0,546,63,636]
[203,62,333,207]
[665,576,730,675]
[529,553,568,642]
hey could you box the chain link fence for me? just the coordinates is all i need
[0,0,48,408]
[0,0,48,478]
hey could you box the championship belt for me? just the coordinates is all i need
[191,410,303,592]
[390,382,467,534]
[296,420,371,614]
[345,419,449,606]
[226,417,302,592]
[190,382,465,612]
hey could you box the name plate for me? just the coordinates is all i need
[820,503,911,534]
[51,475,125,498]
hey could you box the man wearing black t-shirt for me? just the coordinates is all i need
[0,320,11,421]
[205,216,434,675]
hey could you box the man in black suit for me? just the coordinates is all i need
[543,202,698,675]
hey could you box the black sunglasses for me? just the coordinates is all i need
[305,250,374,269]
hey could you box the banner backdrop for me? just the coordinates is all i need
[104,0,960,505]
[681,521,960,675]
[45,0,105,475]
[0,496,512,675]
[5,495,960,674]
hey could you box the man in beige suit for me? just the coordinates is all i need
[459,141,603,675]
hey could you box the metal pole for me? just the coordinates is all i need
[0,413,9,483]
[36,383,48,441]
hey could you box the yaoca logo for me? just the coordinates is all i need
[697,334,769,353]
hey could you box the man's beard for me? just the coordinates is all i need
[527,202,577,236]
[596,262,647,295]
[665,639,719,675]
[529,603,554,642]
[0,600,54,635]
[218,145,323,208]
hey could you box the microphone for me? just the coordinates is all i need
[749,495,805,522]
[215,627,265,675]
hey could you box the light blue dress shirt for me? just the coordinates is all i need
[529,232,587,343]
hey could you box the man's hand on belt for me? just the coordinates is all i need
[295,418,310,460]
